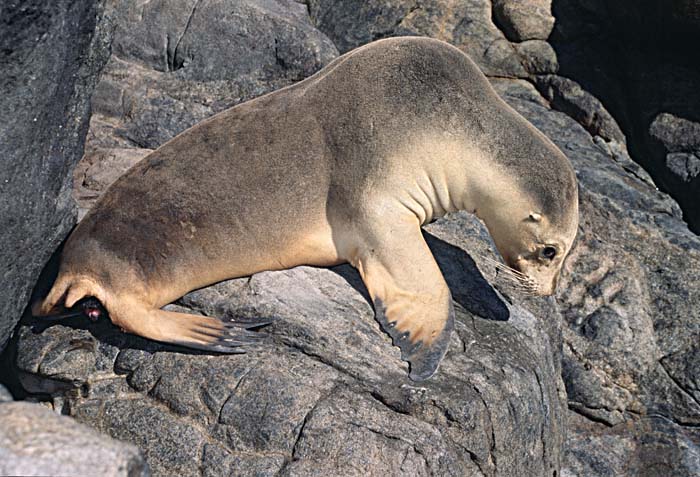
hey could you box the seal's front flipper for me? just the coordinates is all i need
[108,302,273,354]
[374,297,455,380]
[353,219,454,381]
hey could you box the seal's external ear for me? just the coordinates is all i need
[528,212,542,222]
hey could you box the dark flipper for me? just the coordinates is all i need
[375,297,455,381]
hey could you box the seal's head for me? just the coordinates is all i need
[477,145,579,297]
[487,206,578,296]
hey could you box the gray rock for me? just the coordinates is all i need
[114,0,338,82]
[307,0,528,77]
[564,411,700,477]
[0,401,147,477]
[649,112,700,153]
[0,0,113,351]
[535,75,627,144]
[514,40,558,75]
[0,385,12,403]
[492,0,555,41]
[666,152,700,183]
[493,78,700,477]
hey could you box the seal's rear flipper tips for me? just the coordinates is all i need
[375,299,455,381]
[106,305,272,354]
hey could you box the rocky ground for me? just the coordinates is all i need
[2,0,699,476]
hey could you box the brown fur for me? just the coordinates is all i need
[35,37,578,380]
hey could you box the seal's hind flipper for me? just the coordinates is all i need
[352,218,454,381]
[109,303,272,354]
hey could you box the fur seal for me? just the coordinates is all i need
[34,37,578,380]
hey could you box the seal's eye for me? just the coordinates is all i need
[542,246,557,260]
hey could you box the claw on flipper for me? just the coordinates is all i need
[374,298,455,381]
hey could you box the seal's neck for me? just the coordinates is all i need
[459,148,534,231]
[392,133,530,225]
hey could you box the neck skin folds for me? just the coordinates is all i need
[389,132,525,227]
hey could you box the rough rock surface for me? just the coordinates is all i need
[0,385,12,403]
[0,401,148,476]
[6,1,700,477]
[492,0,555,42]
[535,75,625,144]
[649,113,700,183]
[17,239,565,476]
[307,0,529,78]
[0,1,113,352]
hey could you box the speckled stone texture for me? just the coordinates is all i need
[0,401,147,476]
[6,1,700,476]
[0,0,113,352]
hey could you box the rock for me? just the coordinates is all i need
[549,0,700,233]
[563,411,700,477]
[0,401,148,476]
[665,153,700,183]
[492,78,700,477]
[114,0,337,83]
[307,0,528,77]
[649,112,700,154]
[514,40,558,75]
[492,0,555,42]
[15,240,565,476]
[0,1,113,351]
[534,75,626,144]
[0,385,12,403]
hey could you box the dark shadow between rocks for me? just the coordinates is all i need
[549,0,700,234]
[331,231,510,323]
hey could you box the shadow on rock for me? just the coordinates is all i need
[332,231,510,324]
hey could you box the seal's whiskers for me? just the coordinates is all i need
[478,255,540,295]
